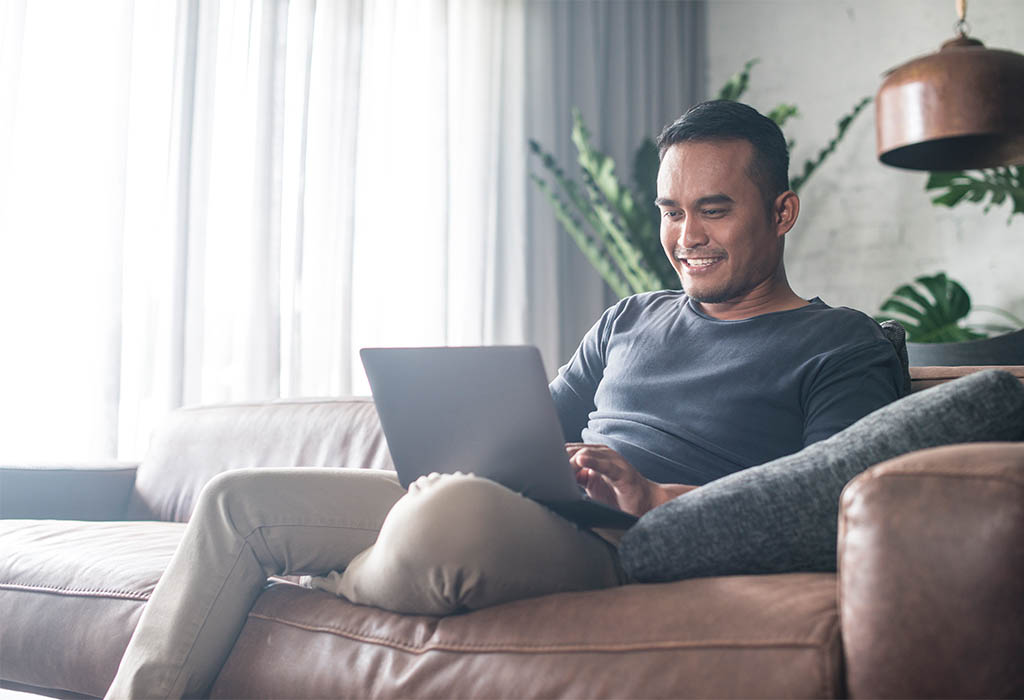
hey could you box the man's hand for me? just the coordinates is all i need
[565,443,697,517]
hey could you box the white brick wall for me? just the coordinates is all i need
[707,0,1024,322]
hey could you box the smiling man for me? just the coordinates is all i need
[657,139,803,316]
[556,100,903,518]
[105,101,904,700]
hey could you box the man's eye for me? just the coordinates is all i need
[663,211,682,219]
[702,208,726,217]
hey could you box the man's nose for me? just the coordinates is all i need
[681,216,708,248]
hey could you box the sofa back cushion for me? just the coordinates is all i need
[128,398,394,522]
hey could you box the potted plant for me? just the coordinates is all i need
[876,167,1024,365]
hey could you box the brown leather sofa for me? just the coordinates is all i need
[2,366,1022,699]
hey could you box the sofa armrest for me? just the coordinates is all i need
[0,462,140,520]
[838,443,1024,699]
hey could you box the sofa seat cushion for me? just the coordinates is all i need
[212,572,841,699]
[0,520,184,698]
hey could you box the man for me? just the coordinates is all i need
[554,100,901,512]
[106,101,902,699]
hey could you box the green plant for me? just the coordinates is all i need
[882,169,1024,344]
[876,272,1024,343]
[528,59,872,298]
[925,166,1024,224]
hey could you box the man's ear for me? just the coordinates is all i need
[773,191,800,236]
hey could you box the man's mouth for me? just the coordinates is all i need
[676,253,726,271]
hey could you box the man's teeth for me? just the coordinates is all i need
[687,258,718,267]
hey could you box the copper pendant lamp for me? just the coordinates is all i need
[876,0,1024,170]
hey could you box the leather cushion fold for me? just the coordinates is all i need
[620,369,1024,583]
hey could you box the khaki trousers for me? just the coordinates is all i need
[105,468,624,699]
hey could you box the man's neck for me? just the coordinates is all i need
[693,284,809,321]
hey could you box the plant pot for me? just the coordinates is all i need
[907,328,1024,366]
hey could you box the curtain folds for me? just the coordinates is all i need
[0,0,704,460]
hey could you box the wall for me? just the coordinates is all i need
[706,0,1024,323]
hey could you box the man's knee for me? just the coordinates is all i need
[335,473,524,614]
[379,473,515,566]
[192,468,266,526]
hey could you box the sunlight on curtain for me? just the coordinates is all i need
[286,0,363,398]
[349,0,451,389]
[291,0,529,397]
[0,1,163,460]
[185,0,280,405]
[447,0,527,350]
[0,0,702,461]
[117,1,185,460]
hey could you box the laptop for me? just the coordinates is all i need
[360,345,638,529]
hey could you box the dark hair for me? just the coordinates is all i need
[656,100,790,203]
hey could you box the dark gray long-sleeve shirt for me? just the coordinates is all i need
[549,291,903,485]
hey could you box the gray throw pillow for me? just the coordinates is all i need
[618,369,1024,583]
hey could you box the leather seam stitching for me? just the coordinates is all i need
[247,611,826,655]
[0,581,150,601]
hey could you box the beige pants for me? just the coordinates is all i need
[105,468,624,699]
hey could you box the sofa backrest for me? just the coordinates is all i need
[127,398,394,522]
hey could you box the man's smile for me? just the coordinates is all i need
[675,250,726,272]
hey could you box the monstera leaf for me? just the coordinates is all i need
[926,166,1024,224]
[877,273,986,343]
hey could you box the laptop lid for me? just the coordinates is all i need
[360,346,583,502]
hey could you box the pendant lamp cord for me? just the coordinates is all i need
[954,0,971,37]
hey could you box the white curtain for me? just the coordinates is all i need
[0,0,703,461]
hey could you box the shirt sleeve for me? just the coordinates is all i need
[548,303,619,442]
[802,338,904,446]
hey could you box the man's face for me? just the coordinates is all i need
[655,139,784,305]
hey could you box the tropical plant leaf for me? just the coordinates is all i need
[972,304,1024,329]
[569,111,661,291]
[528,170,631,299]
[967,320,1022,336]
[876,272,986,343]
[631,137,677,288]
[529,139,638,296]
[925,166,1024,224]
[580,167,660,292]
[966,305,1024,336]
[790,96,872,194]
[715,58,758,101]
[918,273,972,321]
[632,138,660,210]
[766,104,799,128]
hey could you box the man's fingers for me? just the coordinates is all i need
[565,443,598,458]
[565,442,614,454]
[565,444,617,461]
[571,451,629,481]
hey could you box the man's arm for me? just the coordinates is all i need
[549,304,620,441]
